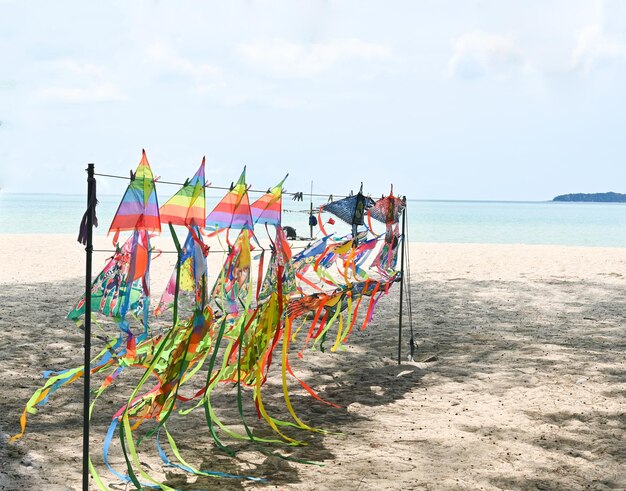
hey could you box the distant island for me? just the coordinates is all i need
[553,192,626,202]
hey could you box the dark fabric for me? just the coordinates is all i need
[77,176,99,245]
[321,192,375,226]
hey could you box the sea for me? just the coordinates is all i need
[1,193,626,247]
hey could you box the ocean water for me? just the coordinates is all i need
[1,193,626,247]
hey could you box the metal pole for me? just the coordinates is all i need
[83,163,95,490]
[397,201,406,365]
[309,180,314,239]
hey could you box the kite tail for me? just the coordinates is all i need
[280,314,327,433]
[116,323,181,488]
[312,302,342,352]
[331,296,351,352]
[10,341,118,442]
[155,426,265,482]
[202,317,239,455]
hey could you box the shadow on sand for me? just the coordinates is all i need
[2,275,625,490]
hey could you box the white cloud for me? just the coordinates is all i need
[144,42,308,107]
[146,43,223,81]
[144,42,225,95]
[571,24,626,73]
[449,30,526,80]
[236,38,392,78]
[31,60,126,103]
[59,60,106,78]
[36,83,126,103]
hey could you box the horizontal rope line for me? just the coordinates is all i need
[93,172,349,199]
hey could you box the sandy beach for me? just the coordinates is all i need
[0,234,625,490]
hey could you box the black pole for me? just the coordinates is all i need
[309,180,314,239]
[397,201,406,365]
[83,163,95,490]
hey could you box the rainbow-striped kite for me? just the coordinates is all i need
[205,167,253,231]
[109,149,161,242]
[159,157,206,227]
[251,175,287,227]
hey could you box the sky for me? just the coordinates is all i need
[1,0,626,201]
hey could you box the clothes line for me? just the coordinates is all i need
[93,171,350,199]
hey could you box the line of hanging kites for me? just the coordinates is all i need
[12,149,406,490]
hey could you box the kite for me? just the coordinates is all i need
[156,159,210,318]
[159,157,207,228]
[321,184,375,241]
[11,152,162,448]
[368,189,405,276]
[154,228,208,317]
[205,167,253,232]
[368,193,405,227]
[68,232,149,324]
[251,175,288,227]
[109,149,161,243]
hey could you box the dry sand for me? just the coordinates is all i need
[0,234,625,490]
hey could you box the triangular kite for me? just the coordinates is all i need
[251,175,287,227]
[321,186,375,238]
[108,149,161,237]
[369,191,405,225]
[159,157,206,227]
[205,167,253,231]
